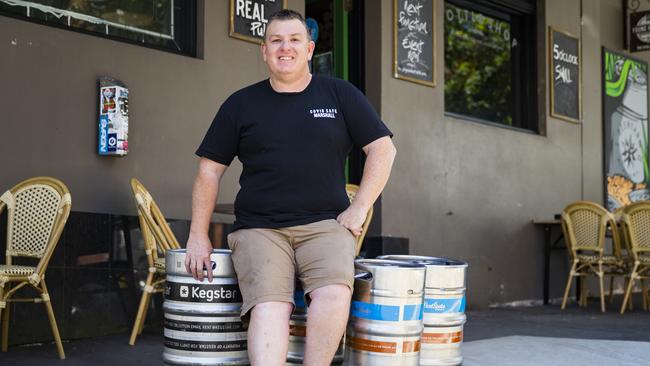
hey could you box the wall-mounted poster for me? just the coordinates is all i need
[393,0,435,87]
[98,77,128,156]
[549,28,580,123]
[229,0,287,44]
[603,48,649,211]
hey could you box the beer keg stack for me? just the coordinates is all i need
[161,250,467,366]
[163,249,249,366]
[379,255,468,366]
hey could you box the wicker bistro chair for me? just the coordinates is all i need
[620,202,650,314]
[560,201,626,312]
[128,178,181,345]
[345,184,373,256]
[0,177,71,359]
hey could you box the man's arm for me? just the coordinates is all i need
[185,157,228,281]
[337,136,396,235]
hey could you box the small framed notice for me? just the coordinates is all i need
[393,0,435,87]
[549,27,581,123]
[229,0,287,44]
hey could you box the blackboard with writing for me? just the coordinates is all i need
[230,0,286,44]
[394,0,435,87]
[550,28,580,122]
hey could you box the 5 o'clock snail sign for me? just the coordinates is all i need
[230,0,287,44]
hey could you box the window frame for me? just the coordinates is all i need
[443,0,538,133]
[0,0,198,57]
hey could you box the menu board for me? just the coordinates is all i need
[229,0,286,44]
[393,0,435,87]
[549,28,580,123]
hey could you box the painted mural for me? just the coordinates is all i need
[603,48,650,211]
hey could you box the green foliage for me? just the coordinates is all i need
[444,3,512,125]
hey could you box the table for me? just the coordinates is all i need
[532,219,572,305]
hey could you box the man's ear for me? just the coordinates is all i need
[261,42,267,62]
[307,40,315,61]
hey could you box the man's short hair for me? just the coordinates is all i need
[264,9,311,41]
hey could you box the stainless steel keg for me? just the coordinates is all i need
[379,255,467,366]
[163,249,249,365]
[286,283,344,365]
[344,259,426,366]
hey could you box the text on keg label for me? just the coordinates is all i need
[423,296,466,313]
[166,282,243,303]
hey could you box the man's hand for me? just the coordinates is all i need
[337,204,368,236]
[185,234,214,282]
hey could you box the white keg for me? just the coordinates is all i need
[163,249,249,366]
[379,255,467,366]
[344,259,426,366]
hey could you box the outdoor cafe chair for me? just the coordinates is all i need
[345,184,373,256]
[0,177,71,359]
[560,201,625,312]
[619,201,650,314]
[128,178,180,345]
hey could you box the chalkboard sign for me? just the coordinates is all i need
[393,0,435,87]
[229,0,287,44]
[549,28,581,123]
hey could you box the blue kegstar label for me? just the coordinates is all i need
[351,301,400,321]
[423,296,466,313]
[403,304,423,320]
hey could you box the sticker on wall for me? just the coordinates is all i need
[98,77,129,156]
[603,48,649,211]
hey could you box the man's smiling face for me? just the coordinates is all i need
[262,18,315,79]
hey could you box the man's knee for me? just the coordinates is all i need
[308,284,352,306]
[250,301,293,319]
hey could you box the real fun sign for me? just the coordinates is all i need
[229,0,287,44]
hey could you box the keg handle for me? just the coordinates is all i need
[203,261,216,271]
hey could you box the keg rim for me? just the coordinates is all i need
[167,248,233,255]
[378,255,467,268]
[355,258,426,269]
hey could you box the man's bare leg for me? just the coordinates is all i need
[303,284,352,366]
[248,301,293,366]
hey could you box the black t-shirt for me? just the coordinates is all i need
[196,75,392,231]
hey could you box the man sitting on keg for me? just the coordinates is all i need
[185,9,396,366]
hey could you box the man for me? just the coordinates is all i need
[185,9,396,366]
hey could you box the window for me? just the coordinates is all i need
[444,0,537,131]
[0,0,197,57]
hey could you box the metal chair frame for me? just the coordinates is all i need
[0,176,71,359]
[128,178,180,345]
[560,201,626,312]
[620,201,650,314]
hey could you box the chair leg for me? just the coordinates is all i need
[41,281,65,359]
[580,276,588,307]
[1,284,10,352]
[561,262,577,310]
[129,272,154,346]
[138,292,152,336]
[598,265,605,312]
[0,284,5,352]
[621,265,638,315]
[608,276,615,304]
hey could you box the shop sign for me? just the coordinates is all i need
[229,0,287,44]
[630,10,650,52]
[549,28,580,123]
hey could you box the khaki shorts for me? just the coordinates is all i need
[227,219,356,318]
